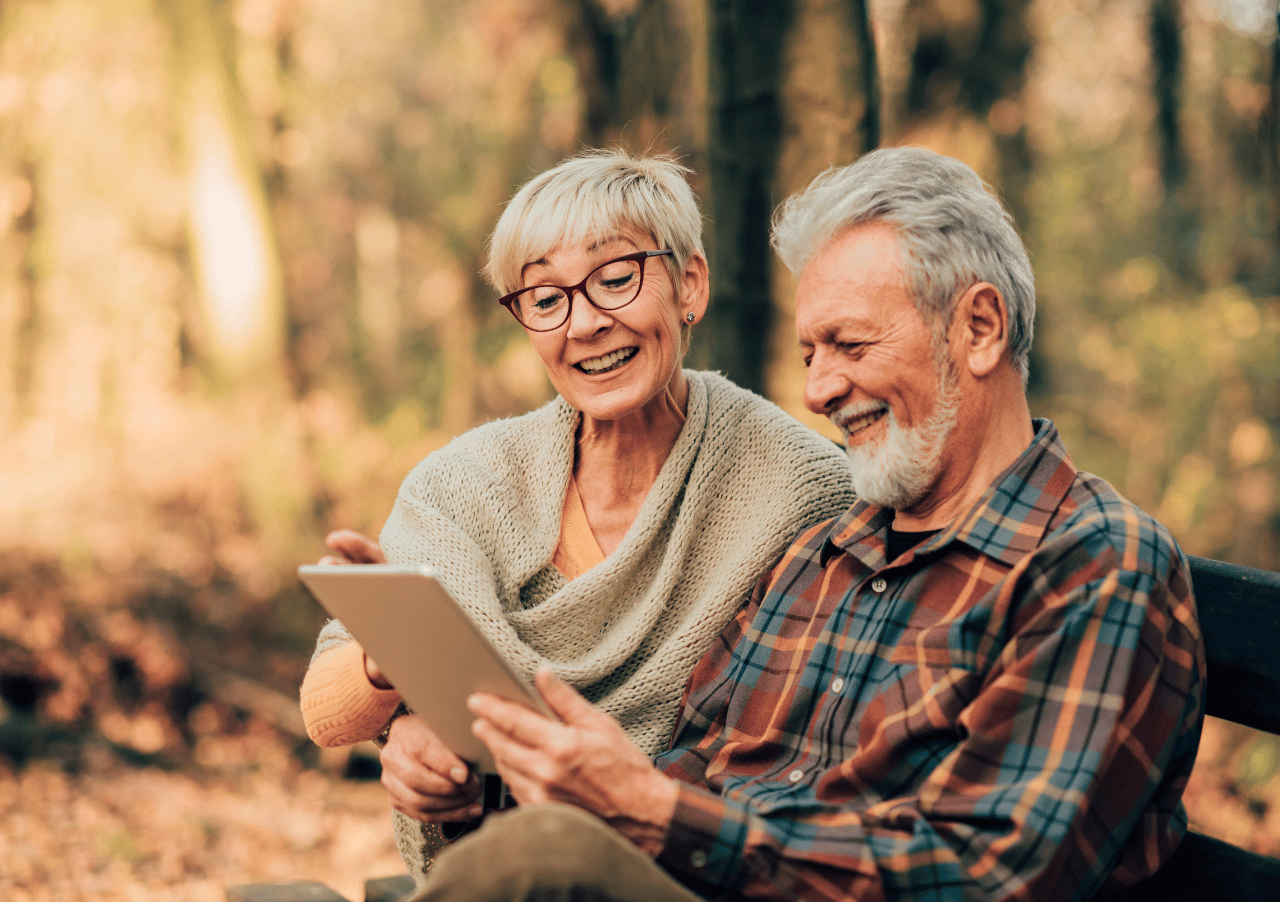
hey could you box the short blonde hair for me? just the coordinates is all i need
[484,149,705,299]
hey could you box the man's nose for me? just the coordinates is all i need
[803,349,851,415]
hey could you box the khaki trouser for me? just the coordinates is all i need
[407,803,709,902]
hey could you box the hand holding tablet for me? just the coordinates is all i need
[297,564,554,774]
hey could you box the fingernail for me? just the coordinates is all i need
[450,766,467,784]
[467,805,483,819]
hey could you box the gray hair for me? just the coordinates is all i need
[485,149,705,300]
[771,146,1035,384]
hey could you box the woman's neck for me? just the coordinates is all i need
[572,370,689,556]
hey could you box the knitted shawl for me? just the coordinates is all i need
[314,369,856,881]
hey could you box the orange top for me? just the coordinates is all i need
[551,475,607,579]
[299,476,605,747]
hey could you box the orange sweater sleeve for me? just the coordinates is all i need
[299,640,403,747]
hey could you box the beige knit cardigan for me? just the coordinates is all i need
[313,369,856,883]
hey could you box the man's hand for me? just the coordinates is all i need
[320,529,386,565]
[469,667,679,856]
[380,714,483,823]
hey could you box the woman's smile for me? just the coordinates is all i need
[576,346,638,375]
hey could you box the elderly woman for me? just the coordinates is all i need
[299,149,855,884]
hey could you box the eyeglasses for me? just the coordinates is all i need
[498,249,674,332]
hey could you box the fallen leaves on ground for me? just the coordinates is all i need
[0,739,405,902]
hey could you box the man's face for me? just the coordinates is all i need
[797,222,961,512]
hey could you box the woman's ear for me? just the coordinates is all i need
[678,253,710,324]
[956,282,1009,378]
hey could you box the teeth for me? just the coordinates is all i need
[832,405,887,437]
[579,347,637,373]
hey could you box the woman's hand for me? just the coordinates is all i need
[316,530,391,686]
[363,650,393,690]
[380,715,483,823]
[319,529,386,565]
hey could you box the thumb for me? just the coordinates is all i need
[534,666,599,725]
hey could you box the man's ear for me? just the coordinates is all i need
[678,253,710,324]
[956,282,1008,378]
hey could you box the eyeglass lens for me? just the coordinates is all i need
[509,256,645,330]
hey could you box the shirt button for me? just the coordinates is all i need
[830,677,844,694]
[788,768,804,783]
[871,577,887,593]
[690,850,707,869]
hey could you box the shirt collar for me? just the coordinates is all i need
[821,419,1078,569]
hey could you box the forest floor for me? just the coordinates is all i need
[0,735,406,902]
[0,715,1278,902]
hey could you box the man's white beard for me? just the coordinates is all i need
[833,376,961,512]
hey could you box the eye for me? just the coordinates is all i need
[591,260,639,294]
[527,286,566,311]
[601,271,634,290]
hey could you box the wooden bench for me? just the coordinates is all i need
[228,555,1280,902]
[1109,555,1280,901]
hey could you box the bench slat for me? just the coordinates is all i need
[225,883,350,902]
[1106,830,1280,900]
[1189,556,1280,734]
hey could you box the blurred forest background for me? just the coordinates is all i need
[0,0,1278,899]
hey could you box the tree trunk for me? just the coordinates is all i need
[1150,0,1200,283]
[702,0,795,396]
[0,163,36,431]
[849,0,881,152]
[163,0,286,389]
[1265,7,1280,293]
[549,0,698,153]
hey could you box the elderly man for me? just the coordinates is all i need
[397,147,1205,902]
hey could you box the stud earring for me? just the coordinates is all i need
[685,312,696,323]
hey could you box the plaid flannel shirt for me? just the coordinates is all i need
[654,419,1204,902]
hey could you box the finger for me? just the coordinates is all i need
[363,653,393,690]
[482,750,548,808]
[470,714,531,764]
[386,716,473,784]
[380,749,482,817]
[535,666,606,727]
[380,754,479,804]
[468,691,563,751]
[325,529,386,564]
[470,718,552,804]
[317,555,349,566]
[381,765,482,822]
[337,527,381,562]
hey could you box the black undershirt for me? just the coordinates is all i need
[886,526,942,562]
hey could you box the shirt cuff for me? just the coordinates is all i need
[656,781,752,894]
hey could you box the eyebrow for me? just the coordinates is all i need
[525,234,634,272]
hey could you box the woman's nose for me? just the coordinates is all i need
[565,289,613,338]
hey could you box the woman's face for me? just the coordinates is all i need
[518,231,708,423]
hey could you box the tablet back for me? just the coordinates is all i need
[297,564,550,774]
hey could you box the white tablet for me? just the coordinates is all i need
[297,564,553,774]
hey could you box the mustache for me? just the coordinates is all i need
[829,400,889,432]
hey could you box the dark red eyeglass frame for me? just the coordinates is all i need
[497,248,674,331]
